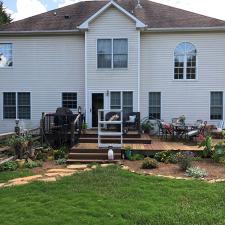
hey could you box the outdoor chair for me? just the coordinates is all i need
[105,111,121,131]
[187,121,207,142]
[211,120,224,138]
[123,112,140,133]
[157,120,173,139]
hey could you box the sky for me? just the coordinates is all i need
[3,0,225,22]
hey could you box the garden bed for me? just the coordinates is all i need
[123,159,225,180]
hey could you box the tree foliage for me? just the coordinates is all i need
[0,1,12,25]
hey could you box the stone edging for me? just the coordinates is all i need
[121,165,225,184]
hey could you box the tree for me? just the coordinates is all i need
[0,1,12,25]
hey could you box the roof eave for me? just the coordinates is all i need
[0,29,81,35]
[145,26,225,33]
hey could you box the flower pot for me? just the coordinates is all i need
[16,159,26,168]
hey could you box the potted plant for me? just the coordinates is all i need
[141,121,153,134]
[7,135,26,159]
[82,122,88,134]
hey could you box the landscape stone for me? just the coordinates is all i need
[47,168,77,173]
[67,164,88,170]
[9,175,43,183]
[38,177,57,182]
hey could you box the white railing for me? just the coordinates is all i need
[98,109,123,148]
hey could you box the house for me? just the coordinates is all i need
[0,0,225,133]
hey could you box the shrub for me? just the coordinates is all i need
[53,146,68,160]
[141,157,158,169]
[0,161,18,171]
[130,154,144,161]
[55,158,67,165]
[154,151,178,164]
[24,160,42,169]
[177,153,192,171]
[212,142,225,163]
[186,167,207,178]
[198,136,213,158]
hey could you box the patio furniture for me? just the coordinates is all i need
[187,121,207,141]
[123,112,140,133]
[157,120,173,139]
[211,120,224,138]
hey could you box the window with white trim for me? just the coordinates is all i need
[97,39,128,69]
[110,91,133,114]
[0,43,13,68]
[174,42,197,80]
[62,93,77,109]
[210,92,223,120]
[3,92,31,119]
[149,92,161,119]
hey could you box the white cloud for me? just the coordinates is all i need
[12,0,47,21]
[58,0,83,8]
[152,0,225,20]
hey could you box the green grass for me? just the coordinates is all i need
[0,166,225,225]
[0,169,33,183]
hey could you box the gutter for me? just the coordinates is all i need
[145,26,225,33]
[0,29,81,36]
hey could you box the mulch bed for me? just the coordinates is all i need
[31,161,65,174]
[123,159,225,180]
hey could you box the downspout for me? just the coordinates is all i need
[85,31,88,126]
[137,30,141,112]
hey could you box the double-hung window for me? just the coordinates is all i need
[110,91,133,114]
[174,42,197,80]
[3,92,31,119]
[149,92,161,119]
[97,39,128,69]
[62,93,77,109]
[210,92,223,120]
[0,43,13,68]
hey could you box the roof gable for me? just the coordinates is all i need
[78,0,146,29]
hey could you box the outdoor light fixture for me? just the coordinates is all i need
[78,106,82,114]
[107,90,109,96]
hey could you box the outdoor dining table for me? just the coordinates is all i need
[172,123,198,139]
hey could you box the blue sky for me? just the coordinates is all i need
[3,0,225,21]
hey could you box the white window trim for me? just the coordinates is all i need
[0,43,13,69]
[2,92,31,120]
[173,42,198,81]
[96,38,129,70]
[149,92,161,120]
[110,91,134,112]
[61,92,78,110]
[210,91,223,121]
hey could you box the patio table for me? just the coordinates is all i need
[172,123,197,139]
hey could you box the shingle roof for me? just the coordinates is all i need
[1,0,225,32]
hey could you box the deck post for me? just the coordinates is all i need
[40,112,45,147]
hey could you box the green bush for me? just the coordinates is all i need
[55,158,67,165]
[154,151,178,164]
[53,146,68,160]
[141,157,158,169]
[130,154,144,161]
[212,142,225,163]
[177,153,192,171]
[24,161,42,169]
[0,161,18,171]
[186,167,207,178]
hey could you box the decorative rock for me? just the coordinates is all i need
[101,163,114,167]
[121,166,129,170]
[57,172,74,177]
[9,175,43,183]
[45,172,62,177]
[66,164,88,170]
[0,183,5,188]
[38,177,57,182]
[47,169,77,173]
[5,180,29,187]
[91,165,97,169]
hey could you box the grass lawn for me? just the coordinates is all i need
[0,166,224,225]
[0,169,33,183]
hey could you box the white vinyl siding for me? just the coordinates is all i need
[0,35,85,132]
[141,32,225,124]
[86,6,139,126]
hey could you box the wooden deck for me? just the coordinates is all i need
[73,134,218,152]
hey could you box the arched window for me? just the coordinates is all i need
[174,42,197,80]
